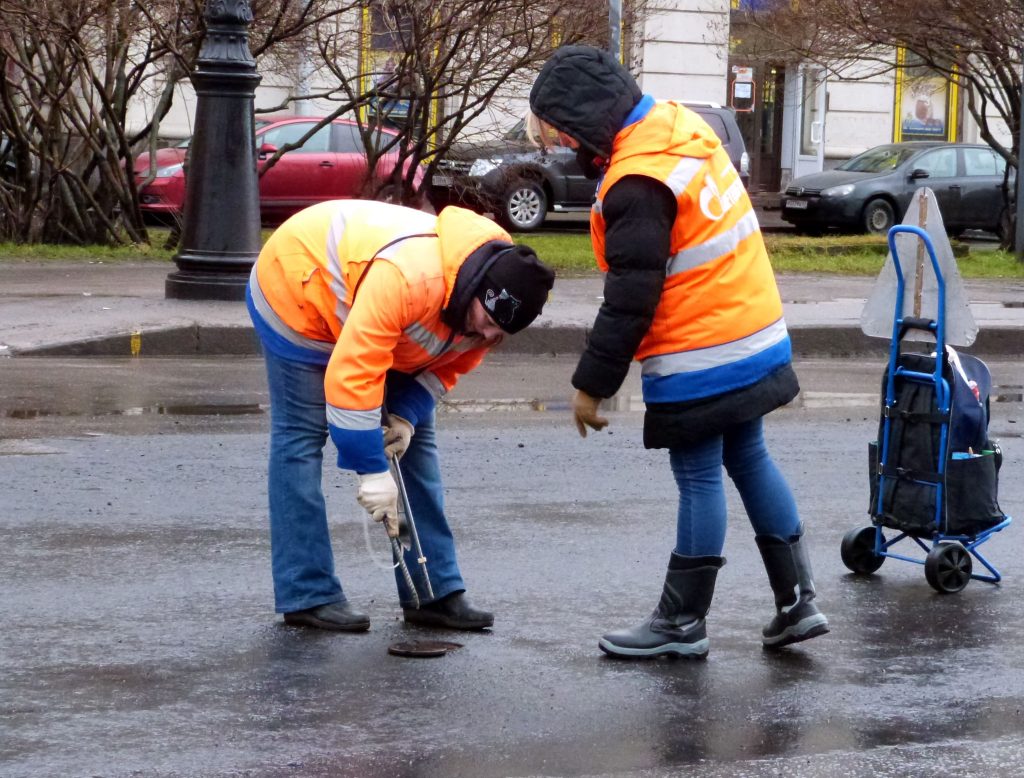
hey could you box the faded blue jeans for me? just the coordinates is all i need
[262,348,465,613]
[669,417,801,556]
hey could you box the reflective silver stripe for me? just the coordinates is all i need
[416,372,446,399]
[325,209,350,324]
[666,210,761,277]
[403,321,448,356]
[664,157,705,197]
[249,265,335,354]
[326,404,382,431]
[641,318,788,376]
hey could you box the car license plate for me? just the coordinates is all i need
[786,199,808,210]
[432,174,452,187]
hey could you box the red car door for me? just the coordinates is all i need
[332,122,376,197]
[257,120,340,222]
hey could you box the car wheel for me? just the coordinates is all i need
[997,207,1013,245]
[862,198,895,234]
[500,178,547,232]
[375,183,402,205]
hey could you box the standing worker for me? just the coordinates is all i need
[247,200,555,632]
[529,46,828,658]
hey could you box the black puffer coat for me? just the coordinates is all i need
[531,45,798,449]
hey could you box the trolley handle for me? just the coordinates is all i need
[885,224,947,356]
[896,316,936,343]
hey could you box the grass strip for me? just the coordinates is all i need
[2,228,1022,278]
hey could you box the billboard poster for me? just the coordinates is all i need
[900,74,948,138]
[895,50,957,142]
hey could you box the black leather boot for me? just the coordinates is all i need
[403,591,494,630]
[599,553,724,660]
[283,601,370,632]
[756,532,829,648]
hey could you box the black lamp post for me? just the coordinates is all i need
[166,0,262,301]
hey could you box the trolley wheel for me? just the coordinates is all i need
[841,526,885,574]
[925,542,972,594]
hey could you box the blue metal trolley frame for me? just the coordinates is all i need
[841,225,1011,593]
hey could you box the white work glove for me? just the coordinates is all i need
[383,414,414,460]
[357,470,399,537]
[572,390,609,438]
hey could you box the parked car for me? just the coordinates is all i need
[431,102,749,232]
[781,141,1013,238]
[134,116,423,224]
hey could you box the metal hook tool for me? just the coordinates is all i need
[381,404,435,608]
[391,452,435,604]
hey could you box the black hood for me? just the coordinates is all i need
[529,45,642,161]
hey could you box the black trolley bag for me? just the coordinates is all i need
[841,225,1011,593]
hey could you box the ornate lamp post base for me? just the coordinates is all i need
[166,255,253,301]
[166,0,262,301]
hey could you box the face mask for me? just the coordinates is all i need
[575,147,607,180]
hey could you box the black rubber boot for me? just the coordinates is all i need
[403,591,494,630]
[756,533,830,649]
[598,553,724,660]
[283,601,370,632]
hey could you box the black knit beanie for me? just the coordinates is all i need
[474,246,555,334]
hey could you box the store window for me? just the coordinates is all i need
[800,69,823,156]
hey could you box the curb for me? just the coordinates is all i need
[10,323,1022,359]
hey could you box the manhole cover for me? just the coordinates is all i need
[387,640,463,658]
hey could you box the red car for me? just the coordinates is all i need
[133,116,424,223]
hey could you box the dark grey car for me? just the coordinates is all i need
[781,142,1013,237]
[431,103,749,232]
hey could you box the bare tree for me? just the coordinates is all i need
[0,1,204,243]
[358,0,609,206]
[0,0,356,245]
[742,0,1024,247]
[0,0,651,244]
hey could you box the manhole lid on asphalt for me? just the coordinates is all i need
[387,640,463,658]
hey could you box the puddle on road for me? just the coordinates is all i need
[4,403,267,419]
[3,385,1020,421]
[0,440,67,456]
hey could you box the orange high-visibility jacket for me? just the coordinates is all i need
[590,101,791,404]
[248,200,512,473]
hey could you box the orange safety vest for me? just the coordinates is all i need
[248,200,512,472]
[590,101,791,403]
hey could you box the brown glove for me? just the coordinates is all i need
[572,390,609,438]
[383,414,414,460]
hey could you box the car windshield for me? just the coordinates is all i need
[504,119,526,141]
[837,145,919,173]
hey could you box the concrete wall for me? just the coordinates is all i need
[636,0,730,104]
[823,60,895,164]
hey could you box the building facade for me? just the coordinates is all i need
[134,0,1011,196]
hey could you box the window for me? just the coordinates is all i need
[838,145,918,173]
[799,69,824,156]
[260,122,331,153]
[963,148,1002,177]
[698,113,730,144]
[915,148,957,178]
[335,125,365,154]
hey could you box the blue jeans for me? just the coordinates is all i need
[669,417,801,557]
[262,348,465,613]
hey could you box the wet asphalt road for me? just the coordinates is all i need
[1,355,1023,777]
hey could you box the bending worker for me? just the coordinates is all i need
[247,200,555,632]
[529,46,828,659]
